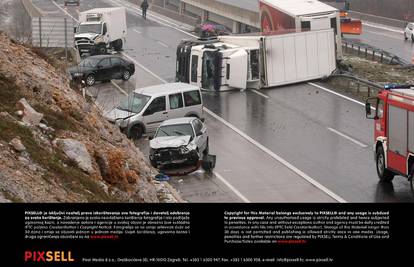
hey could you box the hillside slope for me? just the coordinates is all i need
[0,32,168,203]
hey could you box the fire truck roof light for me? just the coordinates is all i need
[384,84,414,90]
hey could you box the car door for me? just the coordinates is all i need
[192,119,207,153]
[96,58,113,80]
[142,96,168,133]
[110,57,123,79]
[167,93,185,119]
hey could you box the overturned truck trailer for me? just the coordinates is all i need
[176,29,337,91]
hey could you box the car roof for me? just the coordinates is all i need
[160,117,198,126]
[133,83,200,96]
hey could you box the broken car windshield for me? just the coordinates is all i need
[77,24,102,34]
[156,124,194,138]
[117,93,151,114]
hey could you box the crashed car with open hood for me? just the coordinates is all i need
[149,117,208,168]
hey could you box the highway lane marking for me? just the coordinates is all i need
[362,22,404,34]
[213,171,250,203]
[364,29,403,40]
[327,128,368,148]
[157,41,169,48]
[103,0,346,203]
[308,82,365,107]
[133,29,141,34]
[120,52,167,84]
[204,109,347,203]
[111,81,129,96]
[250,89,270,99]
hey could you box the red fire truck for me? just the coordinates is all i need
[365,84,414,188]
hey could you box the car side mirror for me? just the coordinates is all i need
[365,97,378,120]
[97,65,103,69]
[148,136,153,140]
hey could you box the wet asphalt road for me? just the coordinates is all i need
[345,24,414,62]
[27,0,414,202]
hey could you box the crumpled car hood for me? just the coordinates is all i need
[150,136,191,149]
[103,108,134,123]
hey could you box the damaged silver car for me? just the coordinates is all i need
[149,117,208,168]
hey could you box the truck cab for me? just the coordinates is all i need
[176,38,262,91]
[74,7,126,57]
[365,85,414,186]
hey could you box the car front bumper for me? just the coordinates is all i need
[150,148,199,167]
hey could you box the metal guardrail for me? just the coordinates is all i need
[341,40,410,66]
[327,72,383,99]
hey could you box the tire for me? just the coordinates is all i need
[412,34,414,42]
[122,69,131,81]
[203,138,209,156]
[114,39,123,51]
[404,33,408,40]
[130,125,143,140]
[376,146,394,182]
[98,45,107,55]
[150,159,157,168]
[85,74,95,86]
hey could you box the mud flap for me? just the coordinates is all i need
[201,154,216,172]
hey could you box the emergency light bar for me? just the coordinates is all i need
[384,84,414,90]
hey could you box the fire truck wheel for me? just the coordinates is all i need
[376,146,394,182]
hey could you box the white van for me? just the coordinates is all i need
[104,83,204,139]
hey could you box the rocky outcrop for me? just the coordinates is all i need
[56,139,93,174]
[16,98,43,126]
[0,32,180,203]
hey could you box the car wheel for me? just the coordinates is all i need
[404,33,408,40]
[203,138,209,156]
[85,74,95,86]
[130,125,143,140]
[412,34,414,42]
[376,146,394,182]
[122,69,131,81]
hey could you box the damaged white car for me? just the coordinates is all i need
[149,117,208,168]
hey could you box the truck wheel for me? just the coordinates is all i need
[114,39,123,51]
[85,74,96,86]
[98,45,107,54]
[130,125,143,140]
[122,70,131,81]
[376,146,394,182]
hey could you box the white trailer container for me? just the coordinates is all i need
[75,7,127,56]
[176,29,336,90]
[260,0,342,59]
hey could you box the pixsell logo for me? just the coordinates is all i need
[24,251,75,262]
